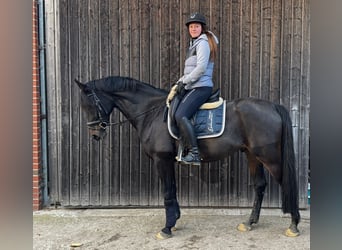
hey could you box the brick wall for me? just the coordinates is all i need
[32,0,43,211]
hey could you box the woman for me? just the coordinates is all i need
[175,12,219,165]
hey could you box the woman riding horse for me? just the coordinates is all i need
[174,12,219,166]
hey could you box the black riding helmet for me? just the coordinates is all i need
[185,12,206,26]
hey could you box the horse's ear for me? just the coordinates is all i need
[75,79,87,92]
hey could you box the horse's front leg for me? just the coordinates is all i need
[154,157,180,239]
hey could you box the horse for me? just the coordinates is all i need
[75,76,301,239]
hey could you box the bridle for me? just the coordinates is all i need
[86,82,110,130]
[86,82,164,131]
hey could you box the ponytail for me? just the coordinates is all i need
[205,31,217,61]
[201,25,217,61]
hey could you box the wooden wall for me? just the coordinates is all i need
[45,0,310,208]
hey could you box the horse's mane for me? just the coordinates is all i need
[91,76,167,94]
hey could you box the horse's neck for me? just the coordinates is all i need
[112,91,166,129]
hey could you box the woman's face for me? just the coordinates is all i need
[188,23,202,38]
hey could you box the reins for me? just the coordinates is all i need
[110,105,164,126]
[87,104,164,129]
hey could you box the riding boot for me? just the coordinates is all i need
[179,117,201,165]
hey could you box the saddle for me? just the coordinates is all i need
[165,86,226,140]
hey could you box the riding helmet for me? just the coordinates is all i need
[185,12,207,26]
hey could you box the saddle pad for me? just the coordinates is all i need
[168,101,226,140]
[199,97,223,109]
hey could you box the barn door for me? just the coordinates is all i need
[46,0,310,208]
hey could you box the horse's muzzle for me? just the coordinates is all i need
[92,134,101,141]
[89,129,107,141]
[87,121,107,141]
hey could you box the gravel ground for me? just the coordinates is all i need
[33,208,310,250]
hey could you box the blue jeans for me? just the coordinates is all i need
[174,87,212,126]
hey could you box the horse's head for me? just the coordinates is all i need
[75,79,109,141]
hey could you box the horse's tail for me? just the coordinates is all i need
[274,104,299,215]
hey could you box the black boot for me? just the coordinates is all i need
[178,117,201,166]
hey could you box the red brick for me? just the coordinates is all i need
[32,0,43,211]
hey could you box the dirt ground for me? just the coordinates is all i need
[33,208,310,250]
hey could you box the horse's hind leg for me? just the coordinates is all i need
[285,210,300,237]
[238,153,267,232]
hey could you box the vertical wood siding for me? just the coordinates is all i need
[45,0,310,208]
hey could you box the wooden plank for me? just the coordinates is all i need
[108,0,121,206]
[270,0,282,102]
[189,0,200,13]
[240,0,251,98]
[290,0,302,177]
[218,159,229,206]
[148,0,163,206]
[69,0,81,206]
[139,0,152,206]
[45,0,61,206]
[188,165,200,206]
[280,0,292,109]
[150,0,161,87]
[88,0,101,206]
[269,0,283,207]
[59,0,72,205]
[213,1,230,206]
[208,162,220,206]
[239,0,252,207]
[293,0,309,208]
[229,0,246,207]
[228,154,239,207]
[160,0,171,88]
[118,0,131,205]
[238,153,250,207]
[78,0,91,206]
[179,0,190,80]
[260,0,271,100]
[209,0,221,88]
[231,0,241,99]
[299,0,310,208]
[261,0,280,208]
[199,163,209,206]
[169,0,181,85]
[130,0,141,205]
[98,0,111,206]
[250,0,261,96]
[139,0,151,83]
[179,165,190,206]
[220,0,232,99]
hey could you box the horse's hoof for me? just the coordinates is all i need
[171,226,177,231]
[285,228,300,237]
[237,223,252,232]
[155,231,172,240]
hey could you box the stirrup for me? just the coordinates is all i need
[176,142,201,166]
[180,152,201,166]
[181,158,201,166]
[175,141,184,161]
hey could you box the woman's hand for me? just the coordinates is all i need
[176,81,185,94]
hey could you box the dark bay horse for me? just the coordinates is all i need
[75,76,300,238]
